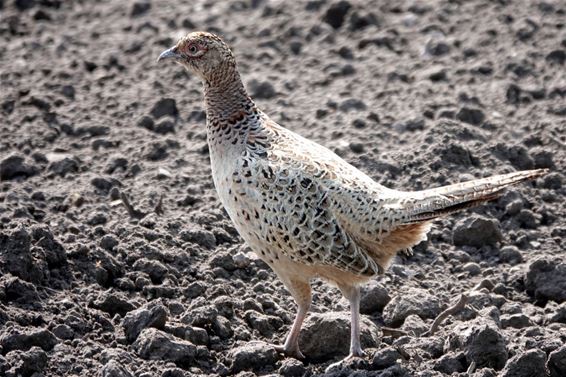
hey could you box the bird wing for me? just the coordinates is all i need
[232,144,381,276]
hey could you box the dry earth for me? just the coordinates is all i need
[1,0,565,376]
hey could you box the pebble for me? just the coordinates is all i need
[433,352,466,374]
[132,259,169,283]
[248,79,276,99]
[228,341,278,373]
[278,358,306,377]
[131,1,151,17]
[150,98,178,119]
[500,348,547,377]
[179,226,217,249]
[525,259,566,303]
[382,288,442,327]
[463,262,482,276]
[0,327,58,353]
[101,360,134,377]
[48,156,79,177]
[360,280,390,314]
[0,154,38,180]
[299,311,380,360]
[453,215,502,247]
[456,107,486,126]
[500,313,533,329]
[322,1,352,29]
[133,328,195,367]
[122,300,168,343]
[4,346,48,377]
[548,345,566,377]
[372,346,401,369]
[447,317,508,370]
[92,292,136,317]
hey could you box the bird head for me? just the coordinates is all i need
[157,31,236,84]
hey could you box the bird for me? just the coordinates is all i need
[157,31,547,363]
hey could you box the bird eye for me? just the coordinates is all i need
[188,45,198,54]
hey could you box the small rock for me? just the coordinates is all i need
[456,107,486,126]
[547,345,566,377]
[500,246,523,266]
[0,327,58,353]
[0,275,39,303]
[360,281,390,314]
[14,0,36,11]
[133,328,195,367]
[61,85,75,99]
[501,349,547,377]
[184,326,209,346]
[137,115,154,131]
[150,98,178,119]
[339,98,366,112]
[48,156,79,177]
[426,39,450,57]
[101,360,134,377]
[348,11,378,31]
[393,117,425,132]
[228,341,278,373]
[179,226,216,249]
[91,177,118,193]
[492,144,534,170]
[232,252,251,269]
[131,0,151,17]
[133,258,169,283]
[122,300,168,342]
[525,259,566,303]
[382,288,442,327]
[299,311,380,360]
[322,0,352,29]
[100,234,119,251]
[51,324,74,340]
[154,119,175,134]
[546,49,566,65]
[433,352,467,374]
[400,314,428,336]
[183,281,206,299]
[500,313,532,329]
[453,215,502,248]
[548,303,566,324]
[4,346,48,377]
[349,142,365,153]
[448,318,507,370]
[248,79,276,99]
[372,346,401,369]
[463,262,482,276]
[93,292,136,317]
[278,358,306,377]
[0,154,38,180]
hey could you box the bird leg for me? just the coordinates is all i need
[273,278,311,359]
[339,284,365,359]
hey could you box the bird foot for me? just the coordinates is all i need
[273,344,305,359]
[324,350,367,373]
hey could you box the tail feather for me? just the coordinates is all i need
[400,168,548,223]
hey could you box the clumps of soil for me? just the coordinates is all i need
[1,0,565,376]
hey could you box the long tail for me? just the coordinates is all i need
[400,169,548,223]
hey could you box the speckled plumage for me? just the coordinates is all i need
[158,32,547,362]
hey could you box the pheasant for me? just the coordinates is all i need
[157,32,547,362]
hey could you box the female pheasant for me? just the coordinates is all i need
[157,32,546,362]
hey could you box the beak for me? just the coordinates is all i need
[157,46,181,62]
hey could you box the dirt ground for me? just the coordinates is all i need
[1,0,565,376]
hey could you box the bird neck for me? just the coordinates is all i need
[203,70,254,126]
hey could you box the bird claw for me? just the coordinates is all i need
[324,350,367,373]
[273,344,305,359]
